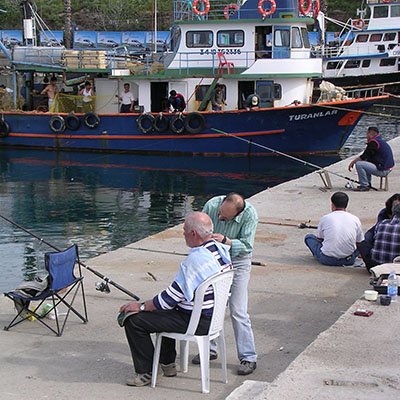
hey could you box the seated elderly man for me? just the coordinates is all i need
[119,211,232,387]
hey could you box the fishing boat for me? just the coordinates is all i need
[0,0,388,156]
[320,0,400,91]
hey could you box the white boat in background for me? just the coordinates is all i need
[321,0,400,91]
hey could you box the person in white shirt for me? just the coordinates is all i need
[117,83,135,113]
[79,81,94,97]
[304,192,364,266]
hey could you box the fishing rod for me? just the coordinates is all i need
[0,213,140,300]
[259,221,317,229]
[130,246,265,265]
[211,128,378,190]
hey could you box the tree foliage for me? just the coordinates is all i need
[0,0,364,31]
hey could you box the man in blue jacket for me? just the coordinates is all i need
[348,126,394,191]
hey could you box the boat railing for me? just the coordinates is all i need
[344,85,385,99]
[173,0,303,21]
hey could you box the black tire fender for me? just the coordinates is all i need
[153,113,169,133]
[170,114,185,134]
[65,113,81,131]
[137,113,155,134]
[184,112,205,134]
[49,115,65,134]
[0,119,10,138]
[84,112,100,129]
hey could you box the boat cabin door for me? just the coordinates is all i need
[273,26,290,59]
[255,26,273,59]
[151,82,169,112]
[256,81,274,108]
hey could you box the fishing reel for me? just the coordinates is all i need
[95,281,111,293]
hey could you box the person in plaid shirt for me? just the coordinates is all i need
[359,203,400,271]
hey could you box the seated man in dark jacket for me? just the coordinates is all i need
[348,126,394,191]
[358,203,400,271]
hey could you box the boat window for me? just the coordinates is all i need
[291,27,302,48]
[274,29,290,47]
[369,34,383,42]
[194,84,226,101]
[326,61,343,70]
[186,31,213,48]
[356,34,369,43]
[383,32,396,41]
[380,58,396,66]
[362,59,371,68]
[344,60,361,69]
[301,28,311,48]
[274,84,282,99]
[373,5,388,18]
[392,5,400,17]
[217,30,244,47]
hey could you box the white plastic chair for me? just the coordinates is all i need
[151,269,234,393]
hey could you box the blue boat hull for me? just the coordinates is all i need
[0,97,379,155]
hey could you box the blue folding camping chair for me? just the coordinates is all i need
[4,244,88,336]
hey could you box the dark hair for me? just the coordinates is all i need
[385,193,400,216]
[223,192,245,215]
[368,126,379,134]
[124,82,130,87]
[50,77,57,82]
[393,203,400,218]
[169,90,177,97]
[84,81,90,86]
[331,192,349,209]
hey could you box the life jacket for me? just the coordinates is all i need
[369,135,395,171]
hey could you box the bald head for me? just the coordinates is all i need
[184,212,213,247]
[218,193,245,221]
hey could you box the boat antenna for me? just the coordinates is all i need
[211,127,378,190]
[0,213,140,300]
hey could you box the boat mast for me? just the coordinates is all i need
[21,0,36,46]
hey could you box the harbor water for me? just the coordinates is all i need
[0,111,399,292]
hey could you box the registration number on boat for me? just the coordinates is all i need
[200,48,241,55]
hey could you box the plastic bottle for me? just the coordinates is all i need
[387,272,398,303]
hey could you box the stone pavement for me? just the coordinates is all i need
[1,137,399,400]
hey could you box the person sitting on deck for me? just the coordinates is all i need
[168,90,185,112]
[304,192,364,266]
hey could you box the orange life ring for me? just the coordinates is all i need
[258,0,276,18]
[313,0,320,19]
[299,0,312,15]
[224,3,239,19]
[383,0,391,3]
[192,0,210,16]
[353,18,365,29]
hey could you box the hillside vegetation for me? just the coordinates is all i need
[0,0,365,32]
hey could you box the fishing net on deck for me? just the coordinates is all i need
[50,93,106,113]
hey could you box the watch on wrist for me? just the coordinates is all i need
[222,235,227,244]
[139,302,145,312]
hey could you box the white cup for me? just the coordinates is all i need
[364,290,378,301]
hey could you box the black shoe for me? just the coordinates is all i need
[191,352,218,365]
[238,360,257,375]
[353,185,370,192]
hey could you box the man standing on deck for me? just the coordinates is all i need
[117,83,135,113]
[192,192,258,376]
[348,126,394,191]
[40,76,57,111]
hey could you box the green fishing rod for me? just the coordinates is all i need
[211,128,378,190]
[0,213,140,300]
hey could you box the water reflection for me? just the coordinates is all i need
[0,149,340,292]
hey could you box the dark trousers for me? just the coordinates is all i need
[120,104,131,113]
[357,240,379,272]
[124,309,211,374]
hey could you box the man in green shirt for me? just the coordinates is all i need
[192,192,258,375]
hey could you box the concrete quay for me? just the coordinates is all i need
[1,137,399,400]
